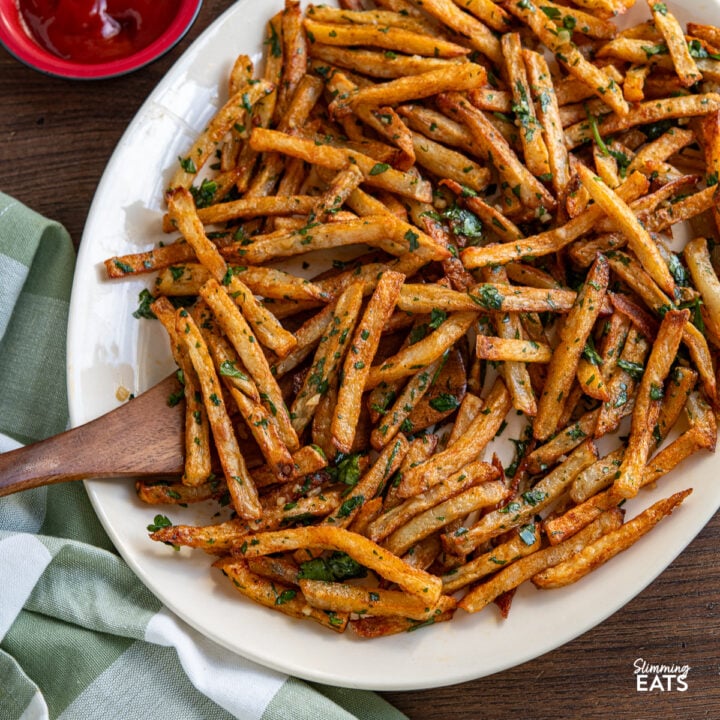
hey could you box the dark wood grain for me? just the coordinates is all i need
[2,2,719,717]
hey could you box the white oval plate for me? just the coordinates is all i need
[67,0,720,691]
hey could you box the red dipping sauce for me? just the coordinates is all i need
[18,0,182,63]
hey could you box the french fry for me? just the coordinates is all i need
[445,440,598,556]
[365,311,477,389]
[461,172,648,268]
[384,480,509,556]
[441,523,542,593]
[397,378,511,498]
[648,1,701,87]
[330,63,488,116]
[150,297,212,486]
[309,45,464,78]
[407,0,502,62]
[291,282,364,435]
[170,79,273,190]
[502,33,550,179]
[438,92,556,211]
[324,434,409,528]
[175,308,261,519]
[235,525,443,601]
[475,336,552,363]
[534,255,609,441]
[410,131,491,192]
[397,282,578,314]
[214,557,348,631]
[612,309,689,499]
[684,237,720,340]
[524,49,571,207]
[533,489,692,589]
[299,579,456,621]
[367,459,498,543]
[565,94,720,149]
[167,188,297,357]
[332,271,405,453]
[199,279,299,452]
[303,17,469,57]
[459,508,624,614]
[575,164,675,297]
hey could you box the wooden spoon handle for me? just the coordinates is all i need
[0,375,185,497]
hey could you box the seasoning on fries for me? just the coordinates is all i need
[107,0,720,637]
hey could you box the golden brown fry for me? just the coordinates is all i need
[648,1,701,87]
[367,459,497,543]
[199,279,299,452]
[565,94,720,149]
[365,311,477,389]
[291,282,364,435]
[175,308,261,519]
[398,378,511,498]
[475,336,552,363]
[235,525,443,601]
[575,164,675,297]
[446,440,598,556]
[438,92,556,212]
[502,33,550,179]
[409,0,501,62]
[533,489,692,589]
[459,508,624,614]
[214,557,347,631]
[524,49,571,206]
[166,188,297,357]
[613,309,689,500]
[300,579,456,621]
[441,523,542,593]
[331,63,488,116]
[303,17,469,57]
[460,172,648,268]
[534,255,609,441]
[385,480,509,556]
[170,80,273,190]
[151,297,212,486]
[332,271,405,453]
[250,128,433,201]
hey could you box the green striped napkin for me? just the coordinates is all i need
[0,192,406,720]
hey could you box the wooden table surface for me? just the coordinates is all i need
[2,2,719,718]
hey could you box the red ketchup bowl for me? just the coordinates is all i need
[0,0,202,79]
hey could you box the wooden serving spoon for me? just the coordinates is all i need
[0,374,184,497]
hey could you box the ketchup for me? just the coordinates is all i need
[18,0,182,63]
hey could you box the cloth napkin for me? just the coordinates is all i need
[0,192,407,720]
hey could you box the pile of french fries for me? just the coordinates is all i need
[105,0,720,637]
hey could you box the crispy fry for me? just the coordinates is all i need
[300,579,456,621]
[445,440,598,556]
[199,278,299,451]
[175,308,261,519]
[332,271,405,452]
[235,525,443,601]
[613,309,689,499]
[438,92,556,212]
[330,63,488,116]
[459,509,624,614]
[398,378,511,498]
[575,164,675,297]
[533,489,692,589]
[214,557,347,631]
[535,255,609,441]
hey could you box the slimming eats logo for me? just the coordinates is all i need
[634,658,690,692]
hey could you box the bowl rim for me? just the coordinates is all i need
[0,0,203,80]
